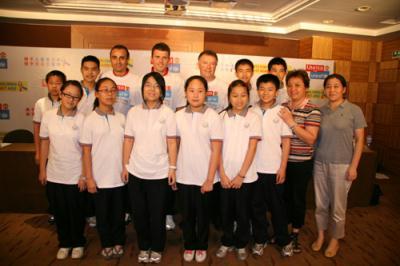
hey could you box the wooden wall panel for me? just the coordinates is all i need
[312,36,332,59]
[0,22,70,48]
[393,105,400,126]
[332,38,352,60]
[381,39,400,61]
[376,41,383,62]
[380,60,399,70]
[350,61,369,82]
[352,40,371,62]
[299,37,312,58]
[71,25,204,52]
[365,103,374,123]
[348,82,368,103]
[367,83,378,103]
[378,69,398,83]
[204,32,299,57]
[373,104,393,125]
[369,63,377,82]
[377,83,397,104]
[334,60,351,81]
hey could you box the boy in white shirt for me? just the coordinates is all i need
[235,58,258,106]
[77,55,100,116]
[268,57,289,104]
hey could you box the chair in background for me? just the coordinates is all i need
[3,129,34,143]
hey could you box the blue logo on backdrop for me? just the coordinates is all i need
[310,71,330,79]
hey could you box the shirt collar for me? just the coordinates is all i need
[151,66,169,76]
[47,93,60,104]
[56,106,77,117]
[185,105,208,114]
[257,100,278,111]
[142,102,162,110]
[227,107,249,117]
[95,107,115,116]
[288,97,309,110]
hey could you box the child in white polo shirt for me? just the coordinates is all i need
[176,75,223,263]
[122,72,177,264]
[39,80,86,260]
[216,80,261,261]
[80,77,126,260]
[251,74,294,257]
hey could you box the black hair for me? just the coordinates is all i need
[184,75,208,92]
[93,77,117,109]
[81,55,100,68]
[60,80,83,99]
[224,79,249,112]
[45,70,66,84]
[285,69,310,88]
[267,57,287,72]
[323,73,347,88]
[110,44,130,59]
[151,42,171,57]
[256,74,280,91]
[235,58,254,71]
[141,72,166,104]
[198,50,218,61]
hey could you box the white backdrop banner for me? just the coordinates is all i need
[0,46,334,133]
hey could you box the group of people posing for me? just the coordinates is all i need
[33,42,367,263]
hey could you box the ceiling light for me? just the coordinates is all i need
[355,5,371,12]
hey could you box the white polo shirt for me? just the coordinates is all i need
[163,73,186,111]
[40,108,85,185]
[276,82,289,105]
[206,77,229,113]
[77,84,96,116]
[33,95,60,123]
[220,108,262,183]
[176,105,223,186]
[125,103,176,180]
[80,108,125,189]
[251,103,292,174]
[101,70,142,115]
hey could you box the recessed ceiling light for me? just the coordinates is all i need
[355,5,371,12]
[322,19,334,24]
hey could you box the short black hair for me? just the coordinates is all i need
[45,70,66,83]
[286,69,310,88]
[235,59,254,71]
[60,80,83,99]
[198,50,218,61]
[151,42,171,57]
[81,55,100,68]
[184,75,208,92]
[141,72,166,103]
[93,77,117,109]
[110,44,130,59]
[256,74,280,90]
[268,57,287,72]
[323,73,347,88]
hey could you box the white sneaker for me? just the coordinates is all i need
[56,248,70,260]
[150,251,162,263]
[138,250,150,263]
[183,250,195,262]
[71,247,84,259]
[195,250,207,263]
[165,215,176,230]
[87,216,96,227]
[236,248,248,260]
[216,245,233,258]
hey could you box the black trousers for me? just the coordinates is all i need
[220,182,253,248]
[209,182,221,229]
[252,173,290,246]
[178,183,211,250]
[47,181,86,248]
[284,160,313,229]
[85,191,95,218]
[128,174,168,252]
[94,186,125,248]
[165,186,176,215]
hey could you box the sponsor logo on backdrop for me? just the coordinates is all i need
[23,56,70,67]
[307,89,325,99]
[306,64,329,72]
[310,71,330,79]
[0,52,8,69]
[0,81,29,92]
[254,64,267,73]
[25,107,34,116]
[0,103,10,120]
[169,57,181,73]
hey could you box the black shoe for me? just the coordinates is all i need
[291,233,302,253]
[48,215,55,224]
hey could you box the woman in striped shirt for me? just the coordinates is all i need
[278,69,321,253]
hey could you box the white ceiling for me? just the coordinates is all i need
[0,0,399,39]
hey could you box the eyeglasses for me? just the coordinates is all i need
[62,92,80,101]
[98,89,118,94]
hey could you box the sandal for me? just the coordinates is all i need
[113,245,124,258]
[101,247,113,260]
